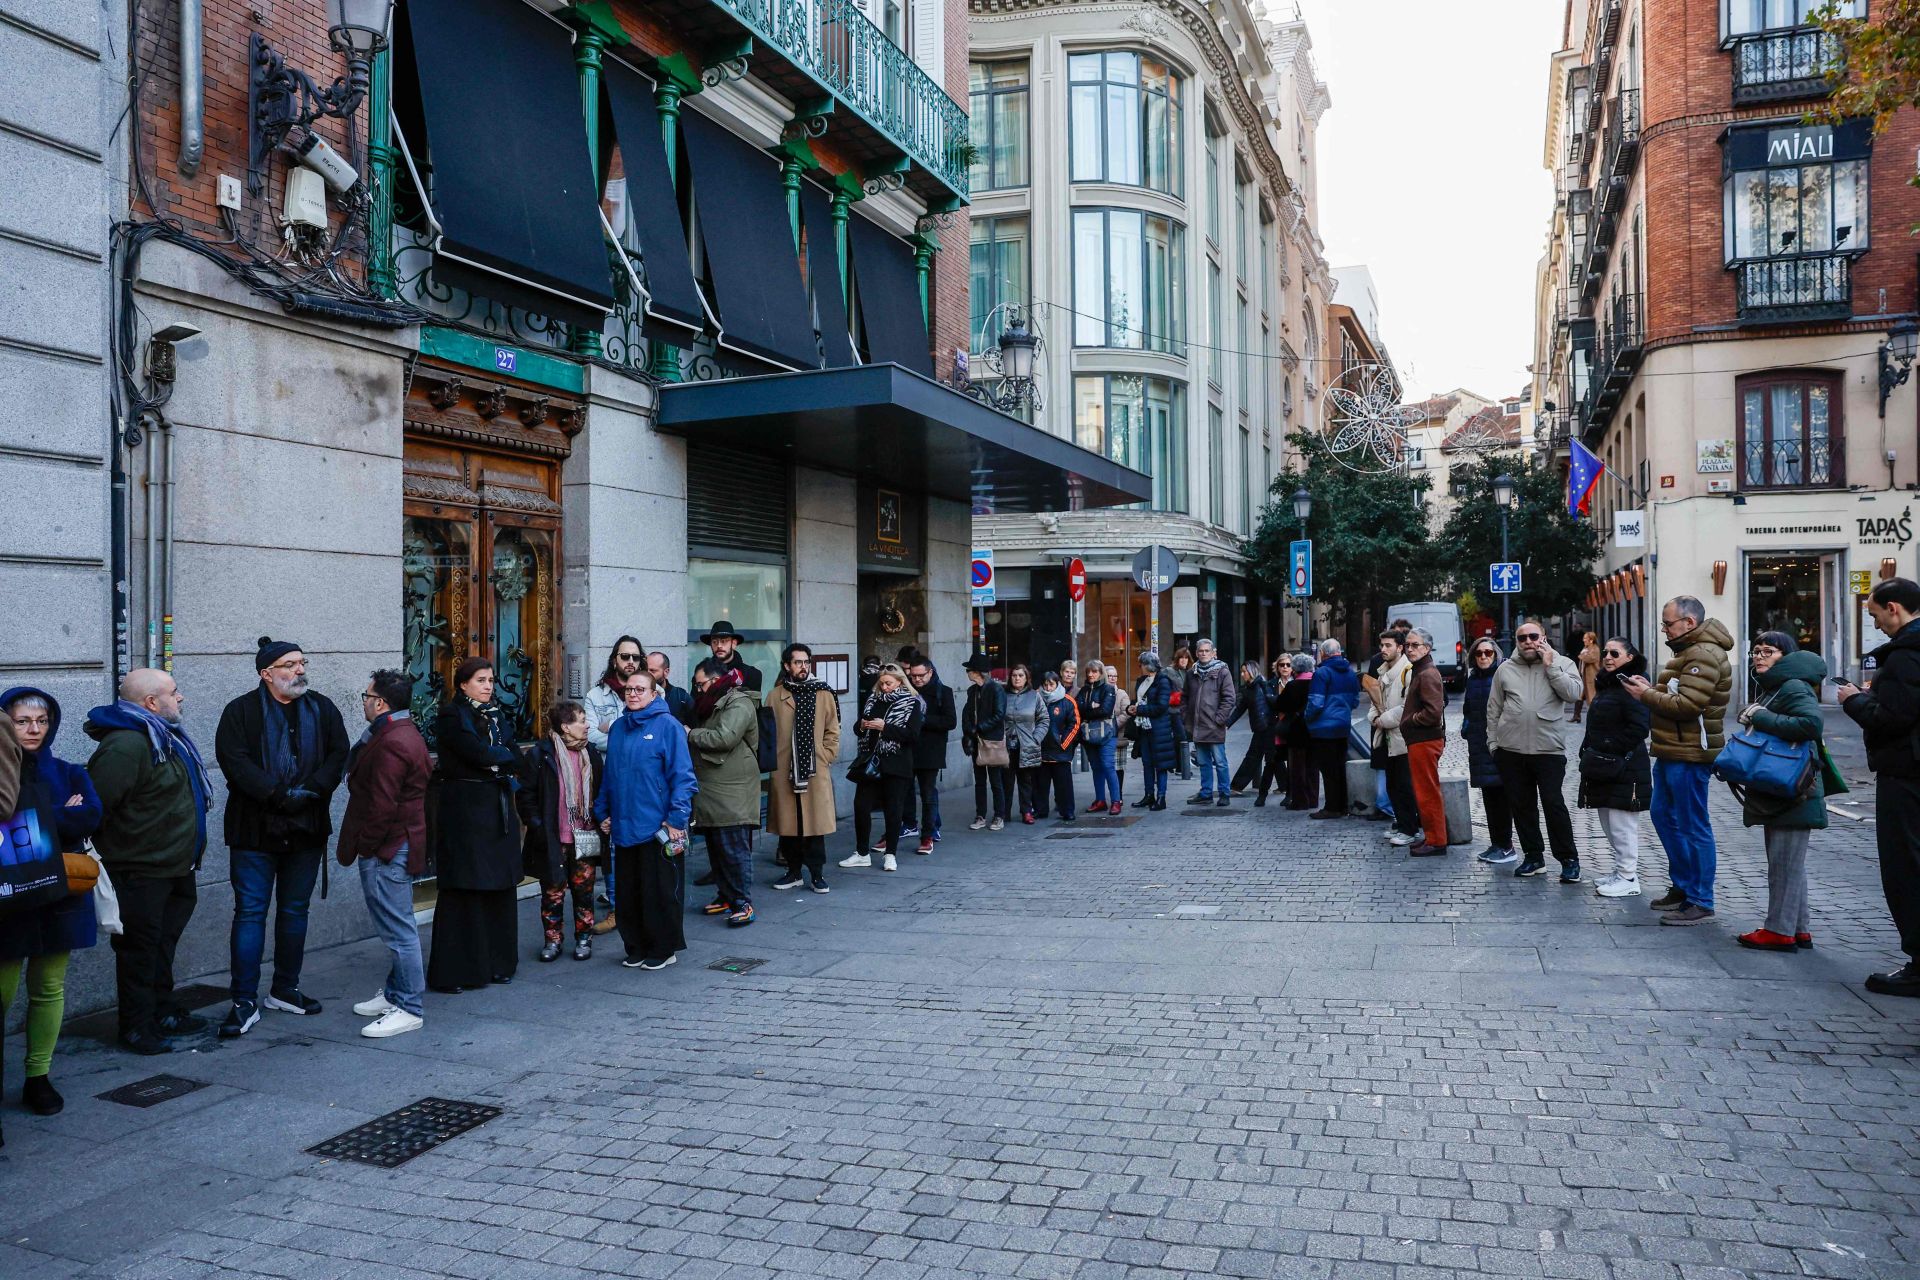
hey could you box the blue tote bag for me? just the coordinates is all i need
[1712,727,1819,801]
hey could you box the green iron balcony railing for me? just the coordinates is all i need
[705,0,969,201]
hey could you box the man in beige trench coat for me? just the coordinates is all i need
[766,642,842,892]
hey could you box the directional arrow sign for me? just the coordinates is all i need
[1489,562,1523,595]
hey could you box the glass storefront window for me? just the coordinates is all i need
[401,516,469,730]
[1071,208,1186,353]
[687,557,787,678]
[1068,50,1183,196]
[969,61,1029,191]
[1076,374,1187,513]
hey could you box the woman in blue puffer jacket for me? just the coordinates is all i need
[1459,638,1514,863]
[1303,643,1361,819]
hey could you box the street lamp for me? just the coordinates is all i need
[1878,319,1919,417]
[1292,487,1312,649]
[960,304,1045,416]
[1493,473,1517,650]
[247,0,394,194]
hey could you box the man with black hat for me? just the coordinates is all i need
[699,621,763,692]
[211,637,349,1038]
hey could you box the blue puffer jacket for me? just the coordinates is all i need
[1304,657,1360,740]
[0,686,104,958]
[593,698,698,846]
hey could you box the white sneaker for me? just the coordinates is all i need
[969,816,988,831]
[1388,832,1414,847]
[839,852,871,868]
[882,853,898,872]
[352,990,396,1018]
[989,817,1005,831]
[1596,876,1642,898]
[361,1008,422,1039]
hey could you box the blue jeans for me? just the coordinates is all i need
[1194,742,1229,797]
[1085,735,1119,806]
[229,845,323,1003]
[1375,770,1394,816]
[358,846,425,1016]
[1652,759,1717,911]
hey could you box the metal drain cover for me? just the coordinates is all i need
[307,1097,502,1168]
[1182,808,1236,816]
[98,1074,208,1108]
[708,956,767,973]
[1046,830,1115,839]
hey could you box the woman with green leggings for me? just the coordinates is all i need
[2,687,103,1137]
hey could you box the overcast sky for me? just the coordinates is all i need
[1295,0,1564,402]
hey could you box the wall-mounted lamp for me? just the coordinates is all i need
[1711,560,1729,595]
[247,0,395,195]
[1879,318,1920,418]
[1883,557,1900,581]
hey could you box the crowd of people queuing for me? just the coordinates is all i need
[3,578,1920,1145]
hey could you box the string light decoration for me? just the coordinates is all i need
[1322,363,1419,474]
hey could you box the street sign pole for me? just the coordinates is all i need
[1150,585,1160,659]
[1500,508,1511,646]
[1132,545,1180,661]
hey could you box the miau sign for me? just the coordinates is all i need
[1766,125,1834,165]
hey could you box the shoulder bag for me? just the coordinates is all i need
[974,736,1010,768]
[1713,724,1819,801]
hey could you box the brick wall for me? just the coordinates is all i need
[927,0,970,379]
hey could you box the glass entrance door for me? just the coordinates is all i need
[1743,550,1839,699]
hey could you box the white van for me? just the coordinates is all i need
[1385,601,1467,688]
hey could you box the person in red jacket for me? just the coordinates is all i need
[336,669,431,1039]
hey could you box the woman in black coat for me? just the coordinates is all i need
[1227,661,1275,795]
[1124,653,1176,810]
[1460,638,1513,863]
[1577,640,1653,898]
[520,702,605,963]
[428,657,525,992]
[845,664,922,871]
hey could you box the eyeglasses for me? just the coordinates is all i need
[268,658,306,671]
[1662,617,1687,632]
[359,692,383,702]
[1407,641,1430,651]
[616,652,641,663]
[9,715,49,729]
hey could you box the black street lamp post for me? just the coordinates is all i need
[1292,486,1312,650]
[1493,472,1517,648]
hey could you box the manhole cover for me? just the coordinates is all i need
[708,956,767,973]
[1181,808,1236,816]
[1046,830,1115,839]
[98,1074,208,1108]
[1080,815,1143,827]
[307,1097,502,1168]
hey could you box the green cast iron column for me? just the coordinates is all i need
[366,49,395,299]
[650,75,689,384]
[567,2,627,359]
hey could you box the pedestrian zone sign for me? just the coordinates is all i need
[1489,562,1523,594]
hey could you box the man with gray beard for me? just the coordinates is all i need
[211,637,349,1038]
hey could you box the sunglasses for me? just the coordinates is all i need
[1517,634,1543,643]
[1604,648,1627,658]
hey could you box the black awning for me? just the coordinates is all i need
[399,0,613,329]
[800,183,855,368]
[679,111,819,370]
[655,363,1151,512]
[602,59,703,339]
[848,214,932,376]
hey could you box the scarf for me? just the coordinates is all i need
[1193,658,1227,675]
[692,667,743,722]
[782,673,829,791]
[258,684,322,789]
[550,732,594,839]
[863,687,914,757]
[115,698,212,859]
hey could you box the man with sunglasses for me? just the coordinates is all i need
[1486,622,1585,881]
[1622,596,1733,926]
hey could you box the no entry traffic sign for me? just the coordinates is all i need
[1067,557,1087,602]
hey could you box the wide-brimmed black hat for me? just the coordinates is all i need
[962,653,995,674]
[699,620,743,643]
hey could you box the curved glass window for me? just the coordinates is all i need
[1072,208,1186,354]
[1074,374,1188,512]
[1068,51,1183,195]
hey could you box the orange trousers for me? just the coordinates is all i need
[1407,739,1448,848]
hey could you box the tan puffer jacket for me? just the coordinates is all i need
[1640,618,1734,763]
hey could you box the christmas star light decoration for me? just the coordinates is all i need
[1324,364,1418,474]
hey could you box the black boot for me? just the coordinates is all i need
[22,1074,63,1116]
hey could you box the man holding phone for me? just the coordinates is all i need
[1833,578,1920,996]
[1621,596,1733,926]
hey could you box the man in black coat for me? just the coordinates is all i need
[646,652,694,726]
[903,656,957,854]
[212,637,348,1037]
[1835,578,1920,997]
[699,621,764,692]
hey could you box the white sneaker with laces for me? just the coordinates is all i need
[1388,832,1414,847]
[352,991,396,1018]
[882,854,898,872]
[361,1008,423,1039]
[1596,875,1641,898]
[839,852,871,868]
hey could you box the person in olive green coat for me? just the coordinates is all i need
[687,661,760,926]
[1732,634,1841,952]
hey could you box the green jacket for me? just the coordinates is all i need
[84,726,201,875]
[1738,649,1834,830]
[687,687,761,829]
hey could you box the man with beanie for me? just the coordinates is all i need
[211,638,349,1037]
[85,669,212,1054]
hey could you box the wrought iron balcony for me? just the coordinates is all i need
[1735,253,1853,325]
[672,0,970,201]
[1742,434,1842,489]
[1602,88,1639,179]
[1731,28,1839,104]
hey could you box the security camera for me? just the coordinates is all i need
[292,133,359,194]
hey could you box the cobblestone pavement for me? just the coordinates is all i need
[4,717,1918,1280]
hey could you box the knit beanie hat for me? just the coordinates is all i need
[255,636,301,670]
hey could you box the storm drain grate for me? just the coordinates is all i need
[1181,808,1237,817]
[1046,830,1116,840]
[98,1074,208,1108]
[708,956,767,973]
[306,1097,502,1168]
[1080,815,1144,827]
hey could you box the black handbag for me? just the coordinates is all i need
[1579,745,1629,782]
[848,750,883,783]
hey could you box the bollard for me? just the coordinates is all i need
[1441,777,1473,844]
[1346,759,1380,815]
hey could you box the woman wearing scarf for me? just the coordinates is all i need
[427,657,524,993]
[1124,652,1176,810]
[1037,671,1081,822]
[1076,662,1122,814]
[840,664,922,872]
[1004,665,1047,822]
[687,661,760,926]
[1,688,103,1123]
[767,643,840,892]
[521,701,603,963]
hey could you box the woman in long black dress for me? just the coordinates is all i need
[427,658,524,993]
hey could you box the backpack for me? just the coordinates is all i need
[755,706,777,773]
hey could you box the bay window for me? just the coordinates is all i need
[1737,371,1842,488]
[969,61,1029,191]
[1075,374,1188,512]
[1726,154,1867,259]
[1070,50,1183,195]
[1072,208,1187,354]
[1722,0,1860,37]
[969,215,1028,352]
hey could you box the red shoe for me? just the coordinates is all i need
[1022,812,1035,825]
[1737,928,1797,951]
[702,898,732,915]
[1795,932,1814,949]
[1111,801,1125,814]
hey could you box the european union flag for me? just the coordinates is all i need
[1568,438,1603,518]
